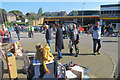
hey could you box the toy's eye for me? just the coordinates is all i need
[39,45,40,48]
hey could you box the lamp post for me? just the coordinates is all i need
[82,2,85,27]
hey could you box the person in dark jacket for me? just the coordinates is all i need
[70,24,79,57]
[15,24,20,41]
[45,25,52,52]
[55,23,64,60]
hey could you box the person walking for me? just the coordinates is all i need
[32,26,34,37]
[69,24,79,57]
[91,21,101,55]
[109,25,114,36]
[1,24,5,32]
[28,26,34,38]
[62,24,65,38]
[28,26,31,38]
[31,26,34,38]
[55,23,64,60]
[15,24,21,41]
[45,25,52,53]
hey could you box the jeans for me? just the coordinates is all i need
[17,33,20,41]
[31,31,34,38]
[46,40,52,53]
[93,39,101,53]
[58,50,62,58]
[28,31,31,38]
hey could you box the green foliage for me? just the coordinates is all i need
[0,9,7,13]
[73,10,78,16]
[26,13,39,25]
[38,8,43,16]
[6,22,14,27]
[6,22,26,27]
[28,20,33,25]
[9,10,23,15]
[26,13,38,20]
[16,22,25,25]
[16,17,21,20]
[117,73,120,80]
[82,25,88,28]
[41,13,45,16]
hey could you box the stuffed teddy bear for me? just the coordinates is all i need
[35,43,54,74]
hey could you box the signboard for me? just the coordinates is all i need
[39,17,44,25]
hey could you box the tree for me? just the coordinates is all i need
[0,9,7,13]
[26,13,38,20]
[26,13,30,16]
[9,10,23,15]
[0,9,7,24]
[38,8,43,16]
[25,13,39,25]
[73,10,78,16]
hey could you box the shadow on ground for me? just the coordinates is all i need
[53,53,72,56]
[13,37,28,39]
[79,53,95,55]
[53,53,95,57]
[4,69,26,74]
[102,41,118,43]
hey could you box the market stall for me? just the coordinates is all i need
[22,44,90,80]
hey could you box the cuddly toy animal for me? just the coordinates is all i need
[35,43,54,74]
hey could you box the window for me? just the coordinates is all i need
[101,11,104,14]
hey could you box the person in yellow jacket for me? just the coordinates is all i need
[28,26,34,38]
[28,26,31,38]
[31,26,34,38]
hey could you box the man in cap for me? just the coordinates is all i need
[15,24,21,41]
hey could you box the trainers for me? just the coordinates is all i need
[58,57,62,60]
[94,52,97,55]
[57,56,63,60]
[75,54,78,57]
[97,51,100,55]
[70,53,73,56]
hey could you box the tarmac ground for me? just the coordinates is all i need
[2,32,116,79]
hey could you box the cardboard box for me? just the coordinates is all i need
[71,66,84,79]
[66,70,77,78]
[7,54,18,79]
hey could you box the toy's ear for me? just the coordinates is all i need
[36,44,40,50]
[39,44,43,49]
